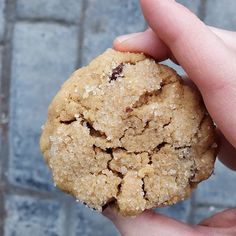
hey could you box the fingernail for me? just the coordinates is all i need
[115,33,141,44]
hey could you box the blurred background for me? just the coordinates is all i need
[0,0,236,235]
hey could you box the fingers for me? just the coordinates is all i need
[139,0,236,148]
[103,208,236,236]
[217,130,236,170]
[114,29,170,61]
[114,27,236,60]
[140,0,235,91]
[114,0,236,161]
[103,208,197,236]
[209,26,236,52]
[199,208,236,228]
[114,27,236,78]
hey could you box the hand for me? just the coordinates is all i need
[113,0,236,170]
[104,0,236,235]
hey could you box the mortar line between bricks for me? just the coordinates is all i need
[0,0,14,180]
[76,0,88,68]
[0,0,16,180]
[187,192,197,224]
[198,0,207,21]
[62,2,89,235]
[0,1,17,234]
[63,200,75,236]
[195,202,235,209]
[0,185,4,233]
[16,17,78,27]
[4,182,70,202]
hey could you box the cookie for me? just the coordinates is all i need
[40,49,217,216]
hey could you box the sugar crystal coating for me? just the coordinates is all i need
[40,49,217,216]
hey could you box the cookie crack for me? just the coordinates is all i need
[119,114,145,137]
[101,197,116,211]
[131,80,178,109]
[187,112,208,184]
[141,177,148,202]
[59,119,76,125]
[86,122,107,138]
[60,111,108,140]
[156,142,168,150]
[104,147,123,178]
[132,90,162,109]
[191,113,207,142]
[163,119,171,128]
[119,117,172,149]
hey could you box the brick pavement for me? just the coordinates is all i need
[0,0,235,235]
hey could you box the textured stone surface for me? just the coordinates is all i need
[0,45,3,178]
[71,204,118,236]
[9,22,78,191]
[4,195,64,236]
[156,199,191,222]
[0,46,2,77]
[204,0,236,30]
[2,0,236,235]
[81,0,146,66]
[16,0,82,23]
[0,0,5,41]
[191,206,227,224]
[195,161,236,207]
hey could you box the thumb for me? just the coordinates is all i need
[199,208,236,228]
[103,208,196,236]
[140,0,236,148]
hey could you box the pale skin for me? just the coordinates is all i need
[103,0,236,235]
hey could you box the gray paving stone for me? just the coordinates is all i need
[177,0,201,15]
[4,195,64,236]
[0,45,3,178]
[195,160,236,207]
[204,0,236,30]
[71,203,119,236]
[16,0,82,23]
[155,199,191,222]
[0,46,2,77]
[191,206,227,224]
[0,46,3,101]
[9,22,78,191]
[82,0,146,66]
[0,0,5,41]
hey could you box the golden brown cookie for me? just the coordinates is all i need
[40,49,217,216]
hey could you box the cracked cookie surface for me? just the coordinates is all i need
[40,49,217,216]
